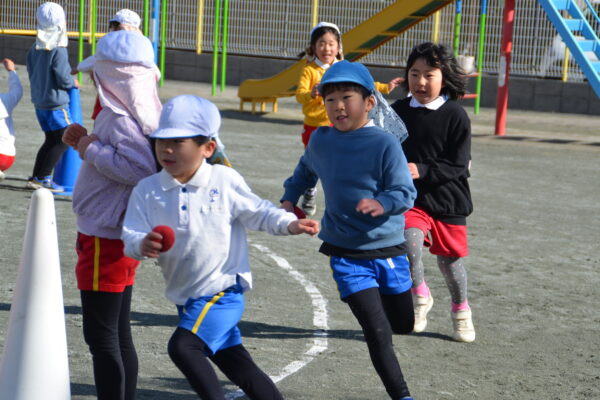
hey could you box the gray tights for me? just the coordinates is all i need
[405,228,468,305]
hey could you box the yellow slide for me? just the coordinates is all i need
[238,0,455,112]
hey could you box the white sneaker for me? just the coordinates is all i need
[413,293,434,333]
[0,170,5,181]
[452,309,476,342]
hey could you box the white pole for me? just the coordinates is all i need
[0,189,70,400]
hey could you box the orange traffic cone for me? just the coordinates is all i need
[0,188,70,399]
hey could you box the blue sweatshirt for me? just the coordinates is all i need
[282,124,416,250]
[26,46,74,110]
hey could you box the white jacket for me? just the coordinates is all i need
[0,71,23,156]
[122,163,297,305]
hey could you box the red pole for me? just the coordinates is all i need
[494,0,515,136]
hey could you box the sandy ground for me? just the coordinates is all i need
[1,67,599,399]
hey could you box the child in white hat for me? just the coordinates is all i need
[26,2,77,192]
[122,95,319,399]
[62,28,161,400]
[0,58,23,181]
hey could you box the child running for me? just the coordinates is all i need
[62,29,161,399]
[0,58,23,181]
[26,2,78,192]
[282,60,416,400]
[391,42,475,342]
[295,21,402,216]
[122,95,319,400]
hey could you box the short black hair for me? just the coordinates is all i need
[191,135,213,146]
[320,82,371,99]
[402,42,467,100]
[108,21,121,31]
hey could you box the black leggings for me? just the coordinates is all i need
[168,327,284,400]
[31,127,68,179]
[80,286,138,400]
[345,288,414,399]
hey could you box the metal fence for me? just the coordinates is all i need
[2,0,599,82]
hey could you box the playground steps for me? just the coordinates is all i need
[238,0,455,112]
[537,0,600,97]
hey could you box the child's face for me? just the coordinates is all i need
[324,89,375,132]
[155,138,216,183]
[408,57,444,105]
[314,32,340,65]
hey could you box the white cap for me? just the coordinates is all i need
[36,2,66,29]
[151,95,221,139]
[310,21,340,37]
[109,9,141,28]
[77,30,155,71]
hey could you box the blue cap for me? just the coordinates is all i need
[319,60,375,93]
[150,95,221,139]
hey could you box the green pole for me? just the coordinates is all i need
[143,0,150,37]
[474,0,487,114]
[90,0,96,54]
[212,0,221,96]
[78,0,84,83]
[220,0,228,92]
[453,0,462,57]
[160,0,168,86]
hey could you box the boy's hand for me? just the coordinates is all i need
[280,200,295,213]
[76,134,98,159]
[2,58,15,72]
[407,162,420,179]
[387,77,404,92]
[62,123,88,147]
[288,219,320,236]
[140,231,163,258]
[356,198,384,217]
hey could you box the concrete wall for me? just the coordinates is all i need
[3,34,599,115]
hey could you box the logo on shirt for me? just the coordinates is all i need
[209,188,220,202]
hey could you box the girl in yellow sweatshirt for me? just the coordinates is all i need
[295,22,402,215]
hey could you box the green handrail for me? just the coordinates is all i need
[212,0,221,96]
[220,0,229,92]
[160,0,168,86]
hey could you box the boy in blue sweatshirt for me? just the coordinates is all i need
[281,60,417,400]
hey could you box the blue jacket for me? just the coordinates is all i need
[26,46,74,110]
[282,125,416,250]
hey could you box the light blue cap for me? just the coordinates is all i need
[150,95,221,139]
[319,60,375,93]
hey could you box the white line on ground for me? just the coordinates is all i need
[225,243,329,399]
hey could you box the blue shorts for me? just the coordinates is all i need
[35,106,72,132]
[330,255,412,300]
[176,284,244,355]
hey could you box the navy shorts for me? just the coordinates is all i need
[35,106,72,132]
[176,284,244,355]
[330,255,412,300]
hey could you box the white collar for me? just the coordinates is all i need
[315,57,336,70]
[409,95,447,110]
[159,161,212,190]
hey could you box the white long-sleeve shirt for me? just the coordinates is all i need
[122,162,297,305]
[0,71,23,156]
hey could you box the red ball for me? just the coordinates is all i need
[152,225,175,252]
[293,206,306,219]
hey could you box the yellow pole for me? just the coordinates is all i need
[562,45,570,82]
[88,0,93,43]
[433,10,441,44]
[0,29,105,37]
[196,0,204,54]
[311,0,319,27]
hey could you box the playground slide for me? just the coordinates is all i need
[238,0,455,110]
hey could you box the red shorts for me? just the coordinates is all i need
[0,154,15,171]
[76,233,139,292]
[301,124,319,148]
[404,207,468,258]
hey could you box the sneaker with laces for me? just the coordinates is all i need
[301,189,317,216]
[451,309,476,342]
[413,293,434,333]
[26,176,64,193]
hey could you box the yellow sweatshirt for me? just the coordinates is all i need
[296,60,390,127]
